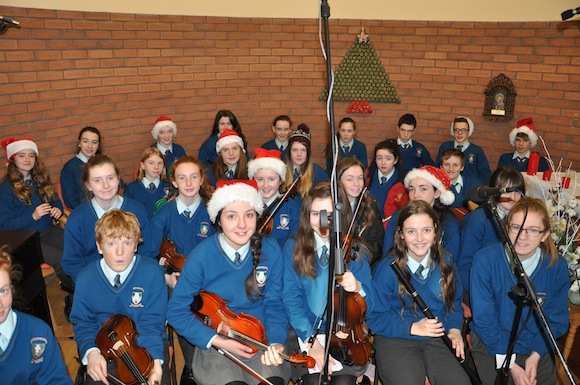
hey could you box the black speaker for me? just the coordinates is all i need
[0,230,53,329]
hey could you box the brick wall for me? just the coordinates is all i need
[0,6,579,183]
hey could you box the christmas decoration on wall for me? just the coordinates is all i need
[320,28,400,113]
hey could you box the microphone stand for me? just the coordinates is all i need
[319,0,342,384]
[487,195,576,385]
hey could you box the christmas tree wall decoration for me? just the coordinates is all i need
[320,28,400,111]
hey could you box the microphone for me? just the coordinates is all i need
[475,186,519,199]
[561,7,580,20]
[466,185,519,203]
[0,16,20,26]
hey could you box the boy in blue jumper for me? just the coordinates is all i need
[261,115,292,161]
[497,117,549,173]
[393,113,433,173]
[435,116,491,184]
[0,248,71,385]
[325,117,369,174]
[70,210,168,385]
[150,116,187,177]
[440,149,478,209]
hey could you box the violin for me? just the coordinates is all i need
[258,175,301,236]
[159,238,186,274]
[190,291,315,368]
[95,314,154,385]
[329,188,373,367]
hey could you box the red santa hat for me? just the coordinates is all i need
[207,179,264,223]
[404,165,455,206]
[1,137,39,163]
[216,129,244,154]
[247,148,287,180]
[509,117,538,148]
[449,116,474,137]
[151,116,177,140]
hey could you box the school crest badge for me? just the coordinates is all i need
[416,148,422,157]
[255,266,269,287]
[277,214,290,230]
[198,222,210,237]
[30,337,47,363]
[468,153,475,164]
[131,287,144,308]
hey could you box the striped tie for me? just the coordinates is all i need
[114,274,121,288]
[148,183,155,191]
[320,245,329,266]
[415,265,424,279]
[234,252,242,266]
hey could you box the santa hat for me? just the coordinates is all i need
[151,116,177,140]
[247,148,287,180]
[207,179,264,223]
[509,117,538,148]
[288,123,311,150]
[216,129,244,154]
[1,137,39,163]
[404,165,455,206]
[450,116,474,137]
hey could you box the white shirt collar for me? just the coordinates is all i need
[141,177,160,189]
[340,139,354,148]
[378,169,395,181]
[218,233,251,263]
[176,195,201,216]
[505,247,541,276]
[406,251,431,278]
[513,150,531,159]
[314,231,330,259]
[397,138,413,147]
[100,256,137,287]
[76,152,90,163]
[455,141,470,150]
[91,195,124,219]
[264,192,280,208]
[0,309,16,350]
[452,174,464,186]
[157,143,173,153]
[275,139,288,149]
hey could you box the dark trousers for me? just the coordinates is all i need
[374,335,471,385]
[470,332,556,385]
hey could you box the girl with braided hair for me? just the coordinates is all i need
[167,179,290,385]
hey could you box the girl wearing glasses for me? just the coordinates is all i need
[435,116,491,185]
[469,198,569,385]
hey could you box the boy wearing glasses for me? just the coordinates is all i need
[394,113,434,172]
[436,116,491,184]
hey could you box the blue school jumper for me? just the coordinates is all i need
[0,180,63,233]
[60,156,86,209]
[396,140,434,173]
[140,198,215,259]
[62,198,148,281]
[449,174,478,209]
[151,142,187,176]
[0,311,72,385]
[470,243,568,357]
[497,153,549,173]
[368,168,402,219]
[261,139,289,160]
[436,141,491,184]
[123,179,170,219]
[325,139,369,174]
[383,209,460,261]
[71,255,168,362]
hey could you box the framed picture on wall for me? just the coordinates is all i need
[483,73,516,122]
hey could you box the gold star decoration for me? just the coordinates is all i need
[357,28,369,43]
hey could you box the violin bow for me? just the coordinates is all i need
[216,348,274,385]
